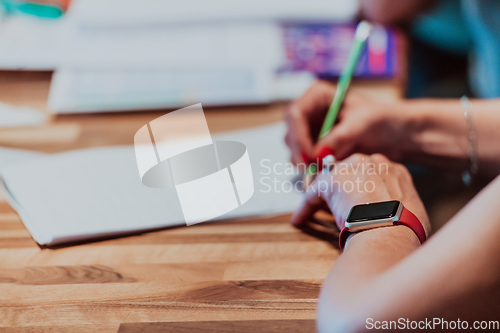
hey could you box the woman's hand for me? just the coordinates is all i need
[292,153,430,237]
[284,81,413,164]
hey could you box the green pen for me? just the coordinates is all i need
[318,21,372,139]
[304,21,372,184]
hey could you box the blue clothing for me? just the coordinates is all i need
[411,0,500,98]
[462,0,500,98]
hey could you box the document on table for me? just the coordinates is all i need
[71,0,359,27]
[0,0,358,70]
[0,102,47,128]
[48,68,315,113]
[0,18,283,70]
[0,123,304,246]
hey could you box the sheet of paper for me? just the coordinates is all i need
[0,146,185,245]
[48,67,275,113]
[0,122,303,246]
[70,0,359,27]
[215,123,304,218]
[0,18,283,70]
[0,0,358,70]
[0,147,43,169]
[48,68,315,113]
[0,102,47,128]
[0,16,71,70]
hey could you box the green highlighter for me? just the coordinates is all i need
[305,21,372,181]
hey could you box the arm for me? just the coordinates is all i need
[292,153,500,332]
[318,173,500,332]
[285,82,500,177]
[403,98,500,177]
[359,0,437,25]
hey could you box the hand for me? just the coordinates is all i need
[284,81,412,164]
[292,153,430,237]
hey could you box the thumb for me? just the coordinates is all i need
[292,179,328,226]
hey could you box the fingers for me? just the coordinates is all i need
[285,104,315,163]
[285,81,335,163]
[291,180,328,227]
[314,122,356,161]
[291,151,430,240]
[312,97,368,160]
[294,81,335,117]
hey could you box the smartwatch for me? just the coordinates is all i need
[339,200,426,251]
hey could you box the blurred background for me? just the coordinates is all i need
[0,0,406,116]
[0,0,488,233]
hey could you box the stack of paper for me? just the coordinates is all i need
[0,102,47,127]
[0,123,304,246]
[48,68,316,113]
[0,0,359,112]
[71,0,359,27]
[0,0,359,69]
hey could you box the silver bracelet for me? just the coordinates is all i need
[460,96,478,186]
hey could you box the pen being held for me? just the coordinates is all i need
[292,21,372,189]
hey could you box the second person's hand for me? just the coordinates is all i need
[292,153,430,237]
[284,80,414,164]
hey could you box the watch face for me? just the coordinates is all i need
[347,200,400,223]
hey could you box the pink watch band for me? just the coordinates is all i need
[339,206,426,251]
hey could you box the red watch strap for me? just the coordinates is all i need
[339,227,350,252]
[394,207,426,245]
[339,206,426,251]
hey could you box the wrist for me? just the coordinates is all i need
[344,224,421,252]
[340,201,427,251]
[387,100,425,161]
[398,100,433,156]
[398,99,469,168]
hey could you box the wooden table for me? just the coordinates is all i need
[0,71,482,332]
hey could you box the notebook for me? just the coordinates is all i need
[0,122,304,246]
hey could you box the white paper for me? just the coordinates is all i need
[0,18,284,70]
[230,150,254,205]
[0,122,303,246]
[0,102,47,128]
[70,0,359,27]
[48,67,277,113]
[176,168,239,225]
[0,147,43,169]
[0,0,358,69]
[48,68,315,113]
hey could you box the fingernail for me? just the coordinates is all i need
[300,151,311,164]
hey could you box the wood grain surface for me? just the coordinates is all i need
[0,71,481,332]
[117,319,316,333]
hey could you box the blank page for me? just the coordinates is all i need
[0,122,303,246]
